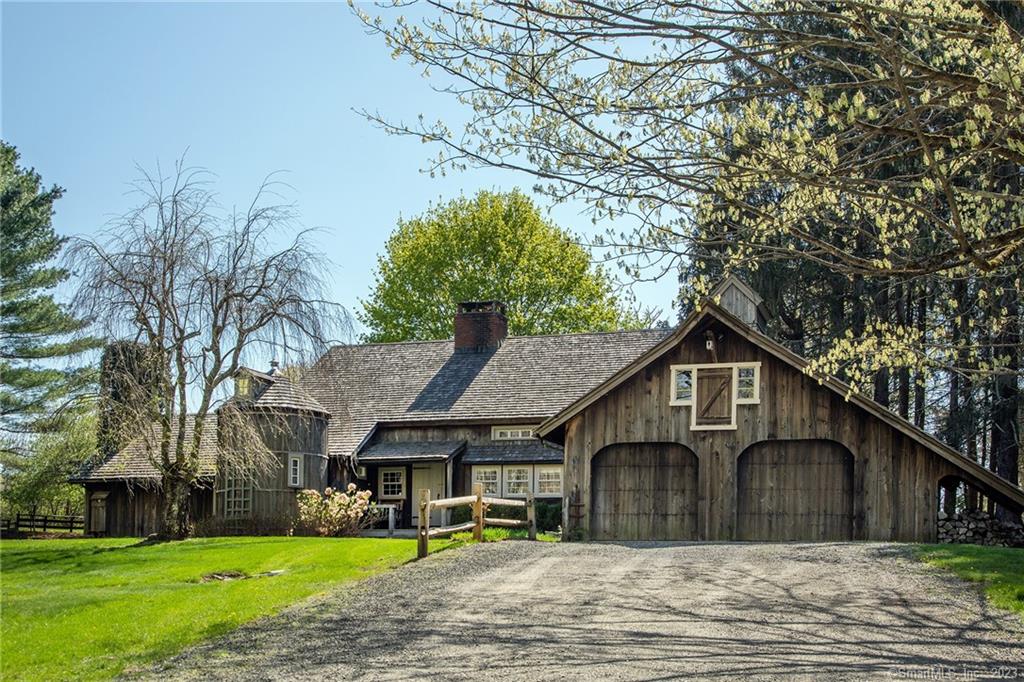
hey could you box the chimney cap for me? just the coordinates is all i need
[269,359,280,375]
[457,300,507,316]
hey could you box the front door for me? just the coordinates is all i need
[411,463,446,526]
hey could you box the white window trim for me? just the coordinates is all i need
[502,465,533,498]
[287,454,304,488]
[669,366,694,406]
[534,464,563,498]
[735,363,761,405]
[379,467,406,500]
[491,425,537,441]
[670,362,762,432]
[471,465,501,496]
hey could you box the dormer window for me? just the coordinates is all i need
[235,375,252,400]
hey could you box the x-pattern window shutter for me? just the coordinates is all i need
[696,368,732,425]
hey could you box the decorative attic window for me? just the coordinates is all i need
[670,367,693,405]
[491,426,535,441]
[736,364,760,403]
[670,363,761,431]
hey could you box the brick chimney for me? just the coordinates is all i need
[454,301,508,352]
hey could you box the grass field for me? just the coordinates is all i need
[915,544,1024,618]
[0,535,446,680]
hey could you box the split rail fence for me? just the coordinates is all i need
[0,513,84,534]
[417,482,536,558]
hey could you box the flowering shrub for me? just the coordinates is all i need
[296,484,374,537]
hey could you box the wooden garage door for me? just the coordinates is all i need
[590,443,699,540]
[736,440,854,541]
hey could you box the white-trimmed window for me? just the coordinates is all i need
[472,466,500,495]
[670,367,694,405]
[736,364,760,403]
[491,425,536,441]
[535,465,562,497]
[224,471,252,518]
[670,362,761,431]
[379,468,405,500]
[503,466,532,497]
[288,454,304,488]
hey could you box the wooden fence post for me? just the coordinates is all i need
[417,489,430,559]
[387,505,395,539]
[526,491,537,541]
[472,482,484,542]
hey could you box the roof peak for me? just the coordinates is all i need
[328,326,667,353]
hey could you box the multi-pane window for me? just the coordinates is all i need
[671,362,761,430]
[288,454,304,488]
[737,365,759,403]
[472,467,500,495]
[491,426,535,441]
[536,466,562,496]
[224,471,252,518]
[671,368,693,404]
[379,468,405,499]
[504,467,531,496]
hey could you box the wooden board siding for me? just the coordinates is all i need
[736,440,853,541]
[590,443,698,540]
[84,483,213,536]
[562,319,962,542]
[214,414,330,524]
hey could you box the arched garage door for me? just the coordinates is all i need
[736,440,854,541]
[590,443,699,540]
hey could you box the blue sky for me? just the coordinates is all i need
[2,1,680,340]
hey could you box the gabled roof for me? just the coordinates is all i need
[299,329,670,458]
[537,303,1024,511]
[72,415,219,483]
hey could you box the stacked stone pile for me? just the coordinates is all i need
[937,509,1024,547]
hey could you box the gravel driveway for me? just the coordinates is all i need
[146,542,1024,681]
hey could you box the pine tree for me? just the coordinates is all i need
[0,141,100,445]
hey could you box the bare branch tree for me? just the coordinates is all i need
[69,159,348,538]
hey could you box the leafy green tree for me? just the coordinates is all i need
[359,190,649,342]
[0,142,99,445]
[0,411,96,516]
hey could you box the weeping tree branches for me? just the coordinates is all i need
[69,161,347,538]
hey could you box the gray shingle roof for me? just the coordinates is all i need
[358,440,466,463]
[463,441,563,464]
[73,415,219,482]
[300,329,669,458]
[253,377,330,416]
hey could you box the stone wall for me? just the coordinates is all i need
[937,509,1024,547]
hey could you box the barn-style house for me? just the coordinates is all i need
[76,280,1024,540]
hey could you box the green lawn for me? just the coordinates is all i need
[0,536,441,680]
[915,544,1024,618]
